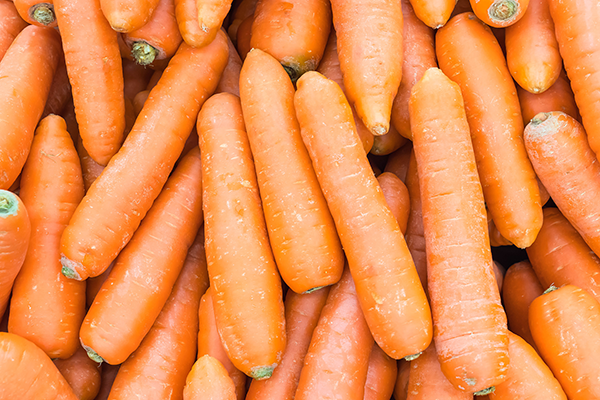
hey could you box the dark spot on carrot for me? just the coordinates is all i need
[282,64,301,83]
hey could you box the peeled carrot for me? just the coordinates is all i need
[54,346,102,400]
[100,0,160,32]
[215,35,242,96]
[437,13,542,249]
[59,33,228,281]
[370,128,408,156]
[42,55,72,118]
[403,151,427,289]
[0,0,27,61]
[384,143,413,183]
[393,360,411,400]
[524,112,600,258]
[470,0,529,27]
[410,68,509,393]
[184,355,237,400]
[8,115,86,360]
[226,0,256,42]
[408,0,454,28]
[377,172,410,234]
[194,0,232,48]
[529,285,600,399]
[0,25,61,190]
[295,71,432,360]
[364,344,398,400]
[235,14,252,60]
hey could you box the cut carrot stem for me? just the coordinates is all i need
[470,0,529,28]
[14,0,57,27]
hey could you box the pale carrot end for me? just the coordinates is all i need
[404,352,422,361]
[0,191,19,217]
[30,3,56,26]
[250,364,276,380]
[525,112,559,139]
[60,255,83,281]
[82,344,104,364]
[488,0,519,23]
[474,386,496,396]
[131,42,158,66]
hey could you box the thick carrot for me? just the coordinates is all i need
[384,142,413,183]
[107,230,209,400]
[54,346,102,400]
[0,190,30,317]
[295,71,432,360]
[226,0,256,42]
[80,149,204,365]
[59,33,228,281]
[42,54,72,118]
[193,0,232,48]
[14,0,56,26]
[55,0,126,166]
[408,0,454,28]
[294,267,374,400]
[215,35,242,96]
[410,68,509,393]
[184,355,237,400]
[0,25,61,190]
[240,48,344,294]
[8,115,86,360]
[94,364,120,400]
[403,151,427,289]
[246,287,329,400]
[437,13,542,249]
[394,360,411,400]
[122,58,153,101]
[524,112,600,258]
[364,344,398,400]
[198,92,286,380]
[100,0,160,32]
[529,285,600,399]
[0,0,27,61]
[470,0,529,27]
[331,0,403,136]
[0,332,78,399]
[377,172,410,235]
[370,128,408,156]
[235,14,252,60]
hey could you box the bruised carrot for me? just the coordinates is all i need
[8,115,86,360]
[384,143,413,183]
[295,71,432,360]
[0,0,27,61]
[122,58,153,101]
[184,355,237,400]
[370,127,408,156]
[100,0,160,32]
[42,55,71,117]
[364,344,398,400]
[94,364,120,400]
[54,346,102,400]
[394,360,411,400]
[59,33,228,281]
[235,14,252,60]
[470,0,529,28]
[403,151,427,289]
[194,0,233,48]
[408,0,454,28]
[226,0,256,42]
[377,172,410,234]
[215,35,242,96]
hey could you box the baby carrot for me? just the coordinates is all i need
[364,344,398,400]
[403,151,427,289]
[377,172,410,234]
[215,35,242,96]
[394,360,411,400]
[184,355,237,400]
[100,0,160,32]
[384,143,413,183]
[54,346,102,400]
[470,0,529,27]
[14,0,56,26]
[408,0,454,28]
[0,0,27,61]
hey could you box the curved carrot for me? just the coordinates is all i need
[0,25,61,190]
[54,346,102,400]
[8,115,86,360]
[94,364,120,400]
[198,92,286,380]
[370,128,408,156]
[384,143,413,183]
[408,0,454,28]
[294,267,373,400]
[364,344,398,400]
[122,58,153,101]
[470,0,529,27]
[55,0,126,166]
[80,149,204,365]
[42,55,72,118]
[410,68,509,393]
[403,151,427,289]
[240,48,344,294]
[226,0,256,42]
[0,0,27,61]
[529,285,600,399]
[215,35,242,96]
[524,112,600,258]
[331,0,403,136]
[107,230,209,399]
[393,360,411,400]
[295,71,432,360]
[59,33,228,281]
[193,0,232,48]
[246,287,329,400]
[235,14,252,60]
[100,0,160,32]
[0,332,78,399]
[377,172,410,235]
[184,355,237,400]
[14,0,56,26]
[437,13,543,249]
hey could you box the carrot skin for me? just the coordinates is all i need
[183,355,237,400]
[54,346,102,400]
[226,0,256,41]
[194,0,233,48]
[42,54,72,118]
[364,344,398,400]
[235,14,252,60]
[377,172,410,235]
[122,58,153,101]
[384,143,413,183]
[0,0,27,61]
[370,127,408,156]
[94,364,120,400]
[100,0,160,32]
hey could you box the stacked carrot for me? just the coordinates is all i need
[1,0,600,399]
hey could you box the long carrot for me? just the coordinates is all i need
[393,360,411,400]
[80,148,204,365]
[403,151,427,289]
[246,287,330,400]
[54,346,102,400]
[437,12,543,249]
[370,128,408,156]
[8,115,86,360]
[59,33,228,281]
[183,355,237,400]
[524,112,600,258]
[377,172,410,234]
[193,0,232,48]
[331,0,403,136]
[294,71,432,360]
[384,143,413,183]
[364,344,398,400]
[529,285,600,399]
[215,35,242,96]
[55,0,126,166]
[410,68,509,393]
[408,0,454,28]
[0,0,27,61]
[100,0,160,32]
[14,0,56,26]
[198,92,286,380]
[470,0,529,27]
[0,25,61,190]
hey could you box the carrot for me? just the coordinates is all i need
[294,267,374,400]
[75,135,105,193]
[470,0,529,27]
[94,364,120,400]
[79,149,204,365]
[100,0,160,32]
[0,26,61,190]
[488,213,513,247]
[437,13,543,249]
[14,0,57,26]
[8,115,86,360]
[132,89,150,116]
[0,332,78,399]
[377,172,410,235]
[0,0,27,62]
[54,346,102,400]
[410,68,509,393]
[184,355,237,400]
[107,230,209,399]
[493,261,505,293]
[59,33,228,281]
[295,71,432,360]
[364,344,398,400]
[529,285,600,399]
[85,263,112,308]
[524,112,600,258]
[42,54,72,118]
[122,58,154,101]
[331,0,403,136]
[235,14,252,60]
[370,128,408,156]
[55,0,126,166]
[174,0,222,48]
[193,0,232,48]
[0,190,30,317]
[393,360,411,400]
[408,0,454,28]
[246,287,330,400]
[226,0,256,42]
[239,48,344,294]
[384,142,413,183]
[145,69,163,91]
[215,35,242,96]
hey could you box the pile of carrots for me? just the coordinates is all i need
[1,0,600,398]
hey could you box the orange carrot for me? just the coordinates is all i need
[393,360,411,400]
[403,151,427,289]
[75,135,105,193]
[384,143,413,183]
[85,263,113,308]
[364,344,398,400]
[408,0,454,28]
[122,58,154,102]
[59,33,228,281]
[370,128,408,156]
[100,0,160,32]
[42,54,72,117]
[295,71,432,360]
[488,212,512,247]
[470,0,529,28]
[174,0,220,48]
[132,89,150,116]
[145,69,163,91]
[14,0,57,26]
[215,35,242,96]
[226,0,256,42]
[54,346,102,400]
[235,14,252,60]
[0,0,27,61]
[377,172,410,234]
[493,261,505,293]
[193,0,232,48]
[184,355,237,400]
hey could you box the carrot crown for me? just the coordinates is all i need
[488,0,519,23]
[0,190,19,217]
[30,3,56,26]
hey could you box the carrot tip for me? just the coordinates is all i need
[543,284,558,294]
[530,112,552,126]
[474,386,496,396]
[404,352,422,361]
[488,0,519,22]
[370,124,389,136]
[82,345,104,364]
[0,191,19,216]
[131,42,158,66]
[250,364,276,380]
[60,256,83,281]
[30,3,55,26]
[304,285,328,294]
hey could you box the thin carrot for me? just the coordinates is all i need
[0,0,27,61]
[122,58,154,102]
[377,172,410,235]
[54,346,102,400]
[364,344,398,400]
[215,35,242,96]
[80,149,204,365]
[393,360,411,400]
[331,0,403,135]
[403,151,427,289]
[42,54,72,117]
[295,71,432,360]
[226,0,256,42]
[100,0,160,32]
[529,285,600,399]
[410,68,509,393]
[524,112,600,258]
[194,0,232,48]
[94,364,120,400]
[235,14,252,60]
[408,0,454,28]
[59,33,228,281]
[384,143,413,183]
[493,261,505,293]
[470,0,529,27]
[437,12,543,249]
[14,0,56,26]
[370,128,408,156]
[184,355,237,400]
[8,115,86,360]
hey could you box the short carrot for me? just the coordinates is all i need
[100,0,160,32]
[370,128,408,156]
[408,0,454,28]
[54,346,102,400]
[403,151,427,289]
[393,360,411,400]
[215,35,242,96]
[0,0,28,61]
[59,33,228,281]
[384,142,413,183]
[377,172,410,234]
[470,0,529,28]
[14,0,56,26]
[42,55,72,118]
[226,0,256,42]
[194,0,232,48]
[295,71,432,360]
[122,58,154,101]
[235,14,252,60]
[364,344,398,400]
[410,68,509,393]
[183,355,237,400]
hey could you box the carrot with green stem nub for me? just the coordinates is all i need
[410,68,509,393]
[470,0,529,27]
[198,92,286,380]
[408,0,454,28]
[240,48,344,294]
[14,0,56,26]
[100,0,160,32]
[59,33,228,281]
[364,344,398,400]
[54,346,102,400]
[184,355,237,400]
[377,172,410,235]
[0,0,28,62]
[194,0,232,48]
[294,71,432,360]
[403,151,427,289]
